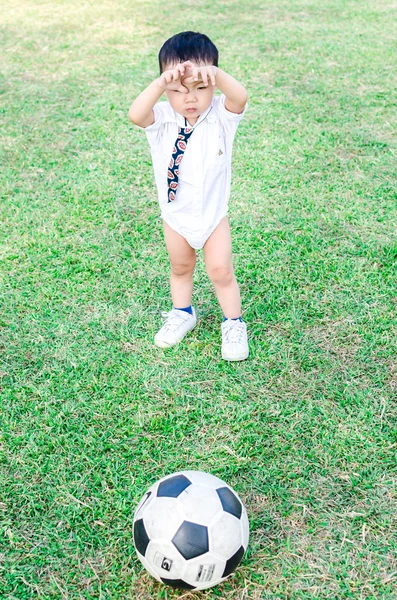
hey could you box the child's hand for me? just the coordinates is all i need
[181,61,217,87]
[156,63,189,93]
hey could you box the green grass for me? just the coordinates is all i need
[1,0,397,598]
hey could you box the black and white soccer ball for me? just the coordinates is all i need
[133,470,249,591]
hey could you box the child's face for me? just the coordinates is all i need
[164,61,215,124]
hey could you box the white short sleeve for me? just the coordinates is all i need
[134,102,171,147]
[213,93,248,134]
[133,103,163,130]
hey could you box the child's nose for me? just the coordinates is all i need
[185,90,197,101]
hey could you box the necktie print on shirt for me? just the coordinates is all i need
[167,125,194,203]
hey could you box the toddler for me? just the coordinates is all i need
[128,31,249,361]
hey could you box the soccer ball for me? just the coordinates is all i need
[133,470,249,591]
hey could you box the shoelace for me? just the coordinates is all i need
[160,309,190,333]
[223,321,246,344]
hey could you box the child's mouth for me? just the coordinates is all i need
[186,108,197,113]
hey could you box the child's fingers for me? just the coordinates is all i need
[207,67,215,85]
[182,60,194,74]
[200,68,209,86]
[197,66,216,86]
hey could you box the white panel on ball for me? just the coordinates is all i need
[134,486,157,521]
[145,540,185,580]
[143,497,184,540]
[241,508,250,550]
[182,470,227,487]
[177,484,223,525]
[136,551,161,582]
[210,512,243,559]
[181,552,226,590]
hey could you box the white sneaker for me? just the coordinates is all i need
[221,319,249,361]
[154,307,197,348]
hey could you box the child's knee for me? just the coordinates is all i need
[207,264,234,286]
[171,260,195,277]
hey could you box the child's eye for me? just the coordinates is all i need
[198,86,206,90]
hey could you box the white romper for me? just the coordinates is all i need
[140,94,247,250]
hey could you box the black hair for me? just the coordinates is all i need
[158,31,218,74]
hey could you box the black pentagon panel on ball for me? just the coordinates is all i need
[172,521,209,559]
[133,519,150,556]
[157,474,192,498]
[222,545,245,578]
[160,578,196,590]
[216,487,242,519]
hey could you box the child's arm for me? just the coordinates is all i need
[128,64,189,128]
[215,68,248,114]
[128,80,164,128]
[183,63,248,114]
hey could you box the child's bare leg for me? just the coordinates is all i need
[162,220,196,307]
[203,216,241,319]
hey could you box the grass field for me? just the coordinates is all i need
[1,0,397,598]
